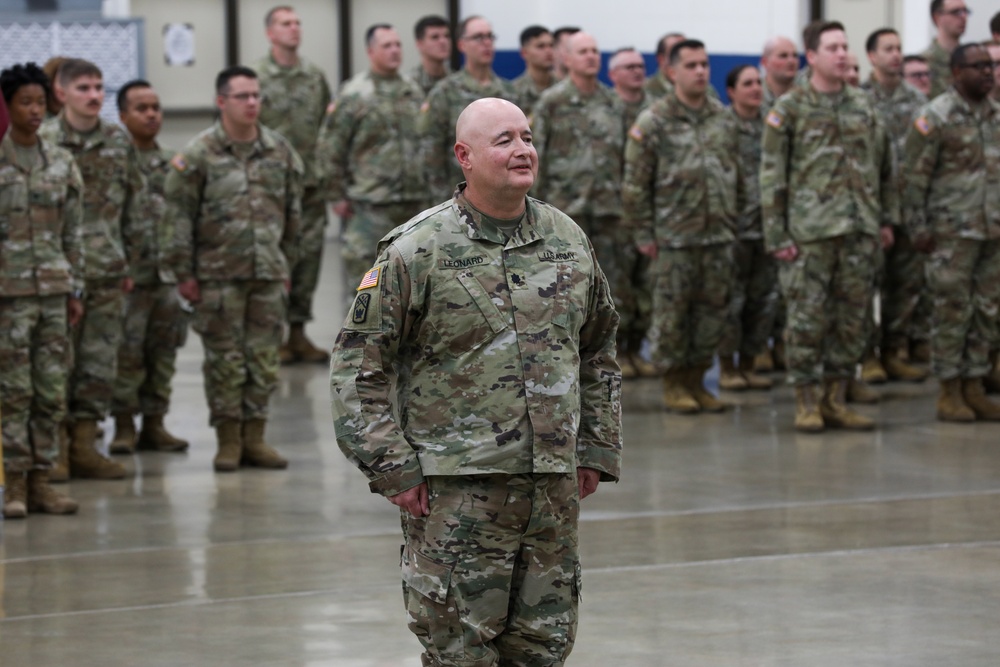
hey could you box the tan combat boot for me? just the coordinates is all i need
[753,348,774,373]
[137,415,190,452]
[936,378,975,422]
[718,356,748,391]
[27,470,79,514]
[108,413,137,454]
[794,384,825,432]
[49,422,71,483]
[882,347,929,383]
[687,364,727,412]
[662,369,700,414]
[847,377,880,404]
[213,421,243,472]
[628,333,660,377]
[820,378,875,430]
[860,352,888,384]
[241,419,289,469]
[287,323,329,364]
[961,378,1000,421]
[69,419,127,479]
[3,471,27,519]
[739,355,773,390]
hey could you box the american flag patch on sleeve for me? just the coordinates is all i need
[914,116,931,136]
[357,267,381,291]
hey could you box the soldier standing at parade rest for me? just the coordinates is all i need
[623,39,742,413]
[861,28,930,383]
[40,59,143,481]
[1,63,83,518]
[410,15,452,96]
[316,24,425,285]
[107,80,190,455]
[761,21,898,432]
[165,66,302,472]
[923,0,969,98]
[717,64,776,392]
[531,32,633,371]
[904,43,1000,422]
[418,15,516,202]
[255,4,333,364]
[330,97,621,667]
[511,25,555,114]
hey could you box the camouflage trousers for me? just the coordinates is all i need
[718,238,779,358]
[925,237,1000,380]
[342,201,420,283]
[0,295,70,472]
[778,234,879,385]
[401,473,581,667]
[616,226,652,338]
[70,278,126,420]
[111,283,190,417]
[648,244,733,370]
[191,280,285,426]
[288,187,329,324]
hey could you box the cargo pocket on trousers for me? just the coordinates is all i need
[400,544,460,652]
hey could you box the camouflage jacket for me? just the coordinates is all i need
[903,90,1000,241]
[255,53,332,187]
[760,82,898,251]
[329,183,622,497]
[921,39,952,100]
[0,135,83,296]
[129,146,177,286]
[531,78,625,218]
[417,68,517,201]
[643,72,673,100]
[39,115,143,280]
[409,63,450,97]
[862,76,927,157]
[622,92,741,248]
[731,107,764,239]
[164,121,303,283]
[621,92,650,131]
[315,70,425,205]
[512,71,553,114]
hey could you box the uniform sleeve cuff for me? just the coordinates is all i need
[367,461,426,497]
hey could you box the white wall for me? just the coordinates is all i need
[351,0,448,78]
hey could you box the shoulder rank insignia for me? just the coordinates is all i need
[170,154,188,172]
[628,124,644,142]
[914,116,932,136]
[357,266,381,291]
[766,110,784,129]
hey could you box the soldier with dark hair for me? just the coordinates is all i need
[922,0,969,98]
[512,25,555,112]
[165,66,303,472]
[1,62,83,517]
[411,14,451,95]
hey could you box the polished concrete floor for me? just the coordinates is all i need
[3,238,1000,666]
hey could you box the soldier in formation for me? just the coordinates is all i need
[923,0,969,98]
[316,24,425,283]
[410,15,451,96]
[511,25,555,113]
[255,5,332,364]
[108,80,190,455]
[165,66,302,472]
[1,63,83,518]
[41,58,142,481]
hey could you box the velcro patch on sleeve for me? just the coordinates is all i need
[628,125,644,142]
[766,110,784,129]
[914,116,932,136]
[170,154,188,171]
[357,266,381,291]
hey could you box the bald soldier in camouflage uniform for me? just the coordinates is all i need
[255,5,332,364]
[861,28,930,383]
[1,62,83,518]
[165,66,302,472]
[330,98,621,667]
[904,43,1000,422]
[761,22,898,432]
[316,24,424,287]
[40,58,143,480]
[108,80,189,455]
[623,39,741,413]
[417,15,516,202]
[532,32,634,371]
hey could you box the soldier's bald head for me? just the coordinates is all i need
[455,97,526,147]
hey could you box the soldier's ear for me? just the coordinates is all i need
[454,142,473,170]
